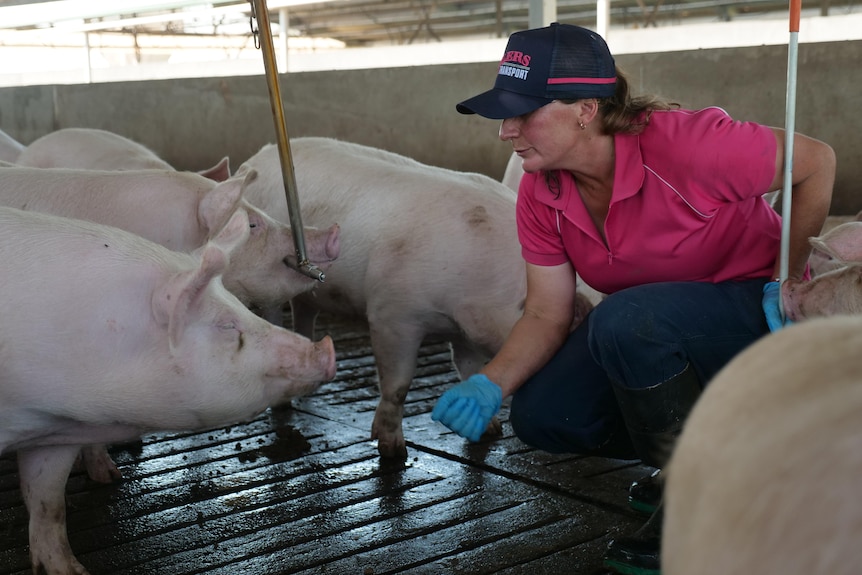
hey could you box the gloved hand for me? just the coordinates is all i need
[431,373,502,442]
[762,280,794,332]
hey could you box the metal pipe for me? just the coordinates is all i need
[778,0,801,319]
[250,0,325,282]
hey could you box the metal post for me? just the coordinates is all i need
[778,0,802,318]
[250,0,324,282]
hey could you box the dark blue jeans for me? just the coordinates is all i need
[509,279,771,458]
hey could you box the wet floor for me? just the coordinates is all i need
[0,313,651,575]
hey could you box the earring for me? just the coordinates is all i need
[578,121,586,130]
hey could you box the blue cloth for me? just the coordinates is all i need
[510,278,771,456]
[432,373,502,442]
[762,280,794,332]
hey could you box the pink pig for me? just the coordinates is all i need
[781,220,862,321]
[0,166,339,316]
[236,137,594,459]
[664,314,862,575]
[0,206,336,575]
[16,126,231,181]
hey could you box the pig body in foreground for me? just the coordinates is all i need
[16,126,231,181]
[664,315,862,575]
[0,166,339,314]
[0,207,336,575]
[237,137,594,458]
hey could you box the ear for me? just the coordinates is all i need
[210,208,250,260]
[579,98,600,125]
[197,156,232,182]
[808,235,842,261]
[238,166,258,190]
[152,211,247,352]
[198,175,245,235]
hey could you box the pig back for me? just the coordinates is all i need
[16,127,174,170]
[242,138,524,316]
[0,166,213,250]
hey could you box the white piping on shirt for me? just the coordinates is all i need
[643,165,714,219]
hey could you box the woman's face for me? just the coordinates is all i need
[498,100,583,174]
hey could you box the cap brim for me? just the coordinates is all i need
[456,88,553,120]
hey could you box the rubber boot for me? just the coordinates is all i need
[604,502,664,575]
[603,364,702,575]
[628,468,662,516]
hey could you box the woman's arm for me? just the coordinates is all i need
[768,128,836,280]
[482,261,579,398]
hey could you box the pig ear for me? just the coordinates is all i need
[197,156,231,182]
[198,175,245,235]
[209,206,250,258]
[238,167,258,189]
[809,235,842,261]
[809,222,862,263]
[153,210,249,352]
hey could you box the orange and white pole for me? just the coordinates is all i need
[779,0,802,318]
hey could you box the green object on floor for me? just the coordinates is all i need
[603,557,661,575]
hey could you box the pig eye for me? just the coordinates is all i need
[218,320,238,331]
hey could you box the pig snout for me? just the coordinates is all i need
[315,335,337,381]
[780,279,805,322]
[781,266,862,322]
[270,334,336,389]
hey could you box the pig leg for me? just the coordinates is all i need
[19,445,89,575]
[79,444,122,483]
[369,320,425,460]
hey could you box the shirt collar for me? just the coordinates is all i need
[532,132,646,210]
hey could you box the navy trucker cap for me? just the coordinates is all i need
[456,23,617,119]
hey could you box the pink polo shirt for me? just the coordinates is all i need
[517,106,782,294]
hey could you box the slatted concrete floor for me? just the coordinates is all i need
[1,314,651,575]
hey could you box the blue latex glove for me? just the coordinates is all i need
[762,280,795,332]
[431,374,502,442]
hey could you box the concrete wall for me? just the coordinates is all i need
[0,39,859,214]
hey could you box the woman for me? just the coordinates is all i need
[432,22,835,575]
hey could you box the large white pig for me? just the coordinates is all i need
[16,126,231,181]
[663,314,862,575]
[0,166,339,315]
[236,137,594,459]
[0,206,336,575]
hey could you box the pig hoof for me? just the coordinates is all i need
[482,416,504,439]
[376,441,408,460]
